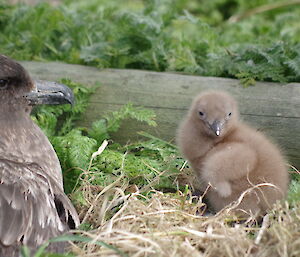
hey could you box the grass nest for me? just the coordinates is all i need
[68,175,300,257]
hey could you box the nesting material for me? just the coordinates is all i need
[70,178,299,257]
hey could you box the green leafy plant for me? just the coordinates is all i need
[88,103,157,143]
[31,79,182,194]
[21,234,127,257]
[31,78,94,138]
[1,0,300,83]
[52,104,160,193]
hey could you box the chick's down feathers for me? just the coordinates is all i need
[177,91,289,217]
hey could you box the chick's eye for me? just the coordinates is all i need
[228,112,232,117]
[0,79,9,89]
[199,111,204,117]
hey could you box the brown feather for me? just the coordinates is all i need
[177,90,289,218]
[0,55,79,256]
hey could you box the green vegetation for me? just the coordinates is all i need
[32,80,183,195]
[1,0,300,83]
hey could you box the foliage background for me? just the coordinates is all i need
[1,0,300,84]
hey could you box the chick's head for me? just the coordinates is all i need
[189,90,239,138]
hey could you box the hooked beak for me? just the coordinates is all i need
[25,80,74,105]
[210,120,223,137]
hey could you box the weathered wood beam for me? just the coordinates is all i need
[21,61,300,168]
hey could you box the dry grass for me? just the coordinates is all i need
[68,178,300,257]
[65,142,300,257]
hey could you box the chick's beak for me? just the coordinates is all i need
[25,80,74,105]
[210,120,223,136]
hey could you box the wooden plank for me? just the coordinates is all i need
[21,61,300,168]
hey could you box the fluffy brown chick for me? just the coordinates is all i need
[177,90,289,218]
